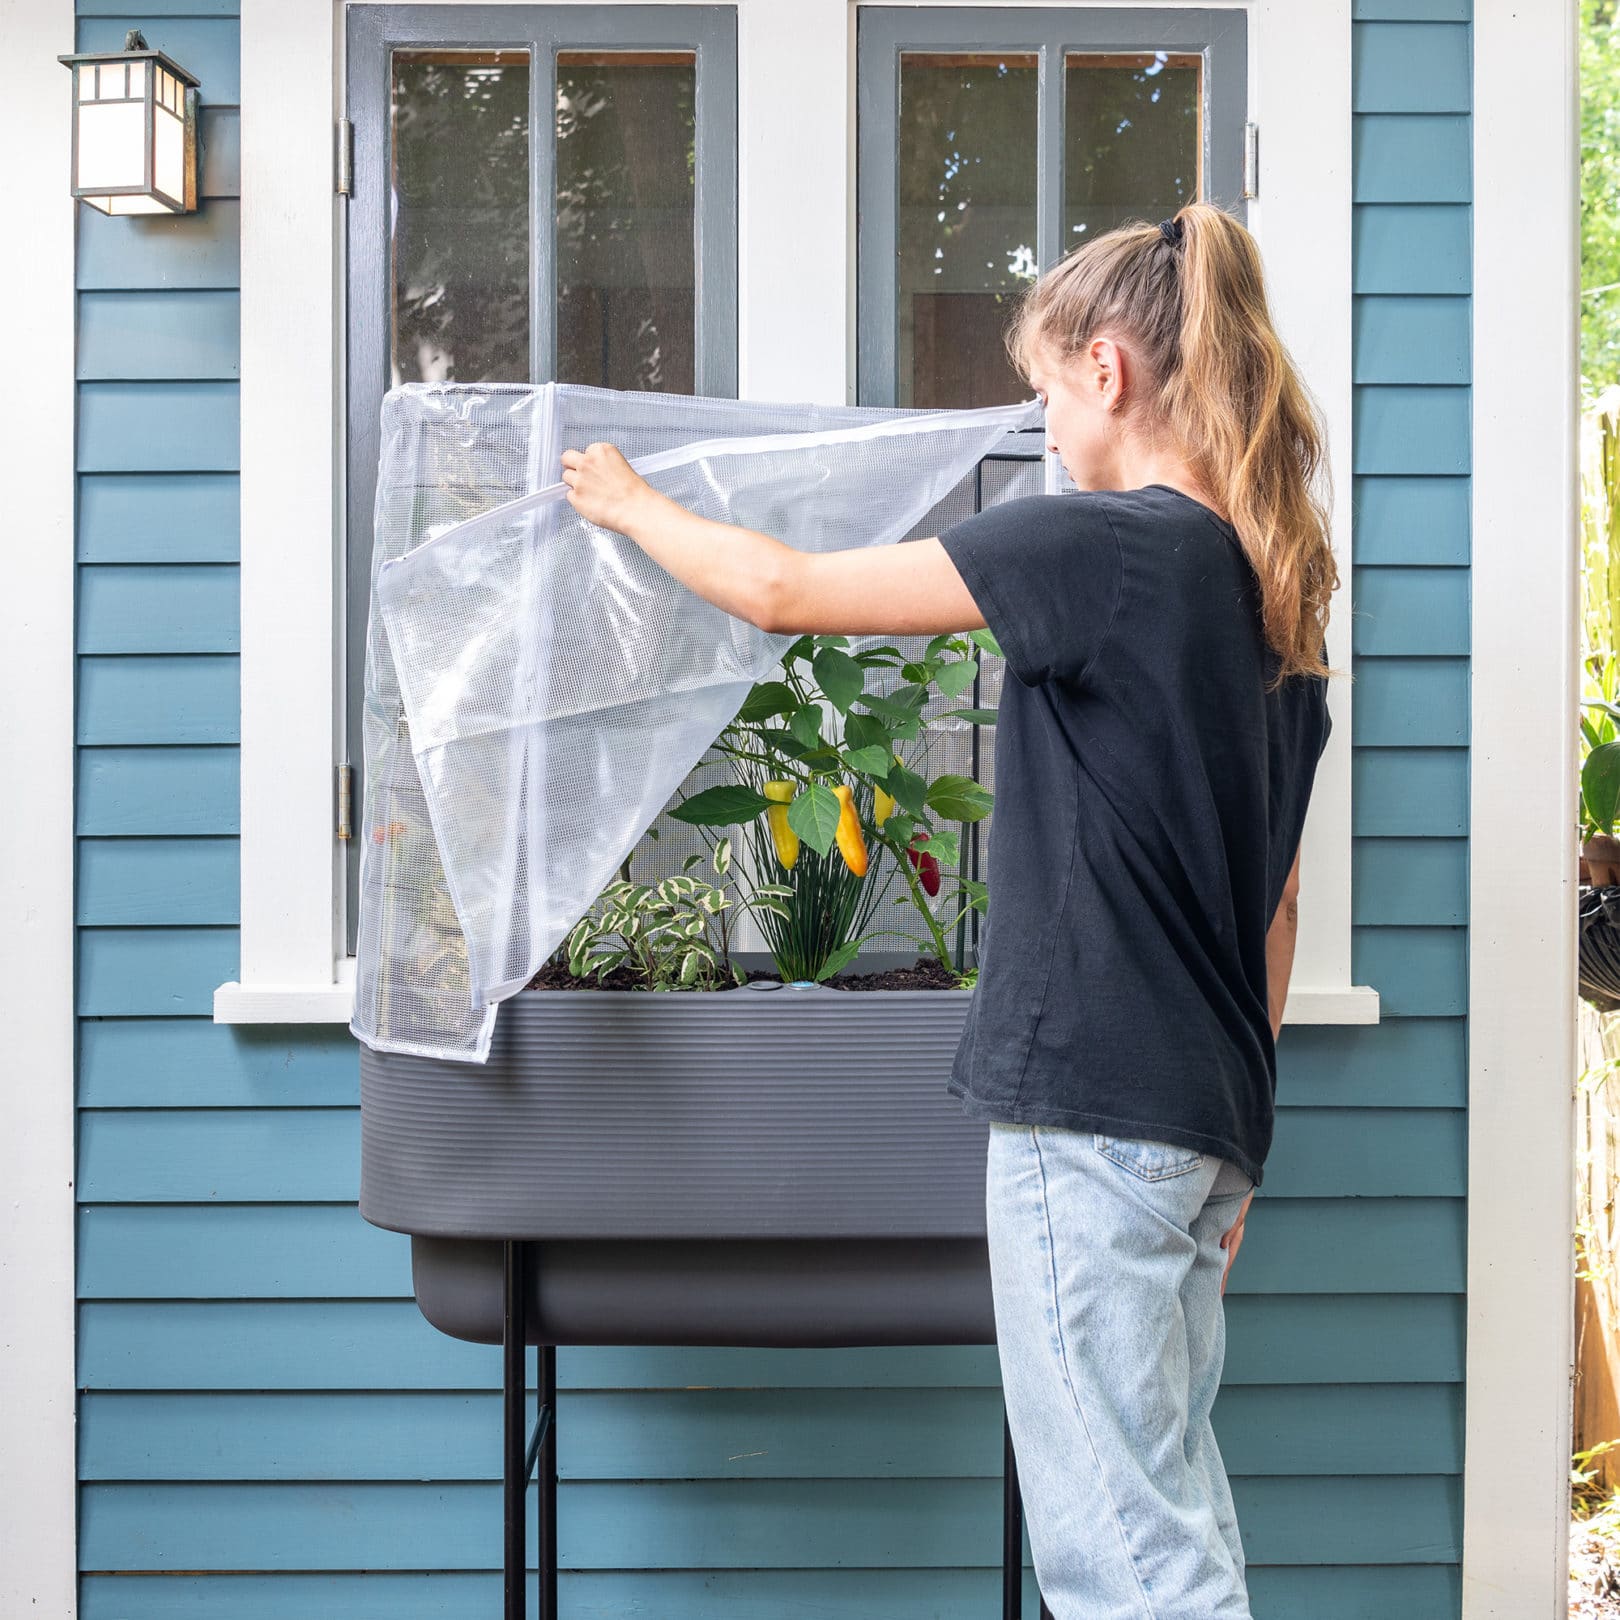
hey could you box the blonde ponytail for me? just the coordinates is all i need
[1004,201,1339,685]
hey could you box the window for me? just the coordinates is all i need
[219,0,1372,1025]
[848,8,1251,974]
[341,5,738,951]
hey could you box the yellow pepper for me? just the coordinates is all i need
[832,783,869,877]
[763,779,800,870]
[872,753,904,827]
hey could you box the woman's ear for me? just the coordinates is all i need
[1087,335,1126,414]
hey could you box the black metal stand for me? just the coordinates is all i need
[501,1238,1047,1618]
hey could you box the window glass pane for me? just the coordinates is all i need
[896,52,1037,409]
[390,49,531,386]
[555,50,696,392]
[1063,52,1202,247]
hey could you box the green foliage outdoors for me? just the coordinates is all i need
[1582,5,1620,840]
[1588,0,1620,400]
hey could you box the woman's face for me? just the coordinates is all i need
[1027,334,1125,492]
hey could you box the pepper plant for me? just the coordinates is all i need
[665,629,999,984]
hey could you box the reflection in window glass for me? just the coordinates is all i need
[1063,53,1202,247]
[896,53,1038,409]
[390,50,531,386]
[556,51,696,393]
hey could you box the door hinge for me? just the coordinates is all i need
[1242,121,1259,200]
[336,762,353,841]
[336,118,354,196]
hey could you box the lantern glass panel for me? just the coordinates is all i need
[77,98,146,189]
[155,100,184,202]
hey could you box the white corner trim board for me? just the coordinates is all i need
[1,1,78,1613]
[219,0,1374,1027]
[1462,1,1580,1616]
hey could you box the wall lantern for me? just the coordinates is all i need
[57,29,201,215]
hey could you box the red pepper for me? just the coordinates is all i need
[907,828,941,898]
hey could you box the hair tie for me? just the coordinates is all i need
[1158,216,1183,245]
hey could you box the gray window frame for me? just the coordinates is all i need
[342,3,738,950]
[855,4,1248,406]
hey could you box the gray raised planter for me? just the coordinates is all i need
[358,961,994,1346]
[356,958,1051,1618]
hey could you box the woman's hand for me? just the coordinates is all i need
[559,442,654,535]
[1219,1188,1254,1296]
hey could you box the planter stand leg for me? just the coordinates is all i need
[1004,1406,1055,1620]
[504,1242,560,1620]
[504,1239,527,1620]
[537,1340,558,1619]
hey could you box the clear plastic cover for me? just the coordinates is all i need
[349,381,1043,1063]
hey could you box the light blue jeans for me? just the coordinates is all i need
[987,1120,1257,1619]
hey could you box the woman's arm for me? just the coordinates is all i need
[1265,840,1303,1042]
[1220,841,1304,1295]
[557,442,987,637]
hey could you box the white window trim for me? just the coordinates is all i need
[216,0,1376,1026]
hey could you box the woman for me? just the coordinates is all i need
[559,199,1338,1619]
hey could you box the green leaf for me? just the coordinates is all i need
[812,646,866,712]
[754,725,817,761]
[680,950,702,986]
[786,780,842,855]
[926,774,994,822]
[789,703,825,751]
[922,827,960,867]
[884,763,929,817]
[817,634,851,648]
[853,646,905,666]
[842,744,894,777]
[941,707,999,725]
[857,688,928,721]
[814,940,861,981]
[934,657,979,698]
[969,627,1003,658]
[901,661,931,683]
[713,836,733,876]
[1586,740,1620,834]
[738,681,798,723]
[668,784,772,825]
[781,635,816,664]
[843,712,893,756]
[924,633,960,661]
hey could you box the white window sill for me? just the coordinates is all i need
[214,956,356,1024]
[212,960,1378,1028]
[1283,986,1381,1025]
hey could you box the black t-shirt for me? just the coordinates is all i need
[935,482,1332,1189]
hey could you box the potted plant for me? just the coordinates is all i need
[358,626,1007,1347]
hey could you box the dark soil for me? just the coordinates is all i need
[523,953,968,992]
[825,955,965,991]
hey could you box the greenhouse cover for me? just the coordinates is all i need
[349,381,1043,1064]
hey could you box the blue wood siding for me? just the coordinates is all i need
[72,2,1471,1615]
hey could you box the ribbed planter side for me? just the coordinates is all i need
[358,983,984,1241]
